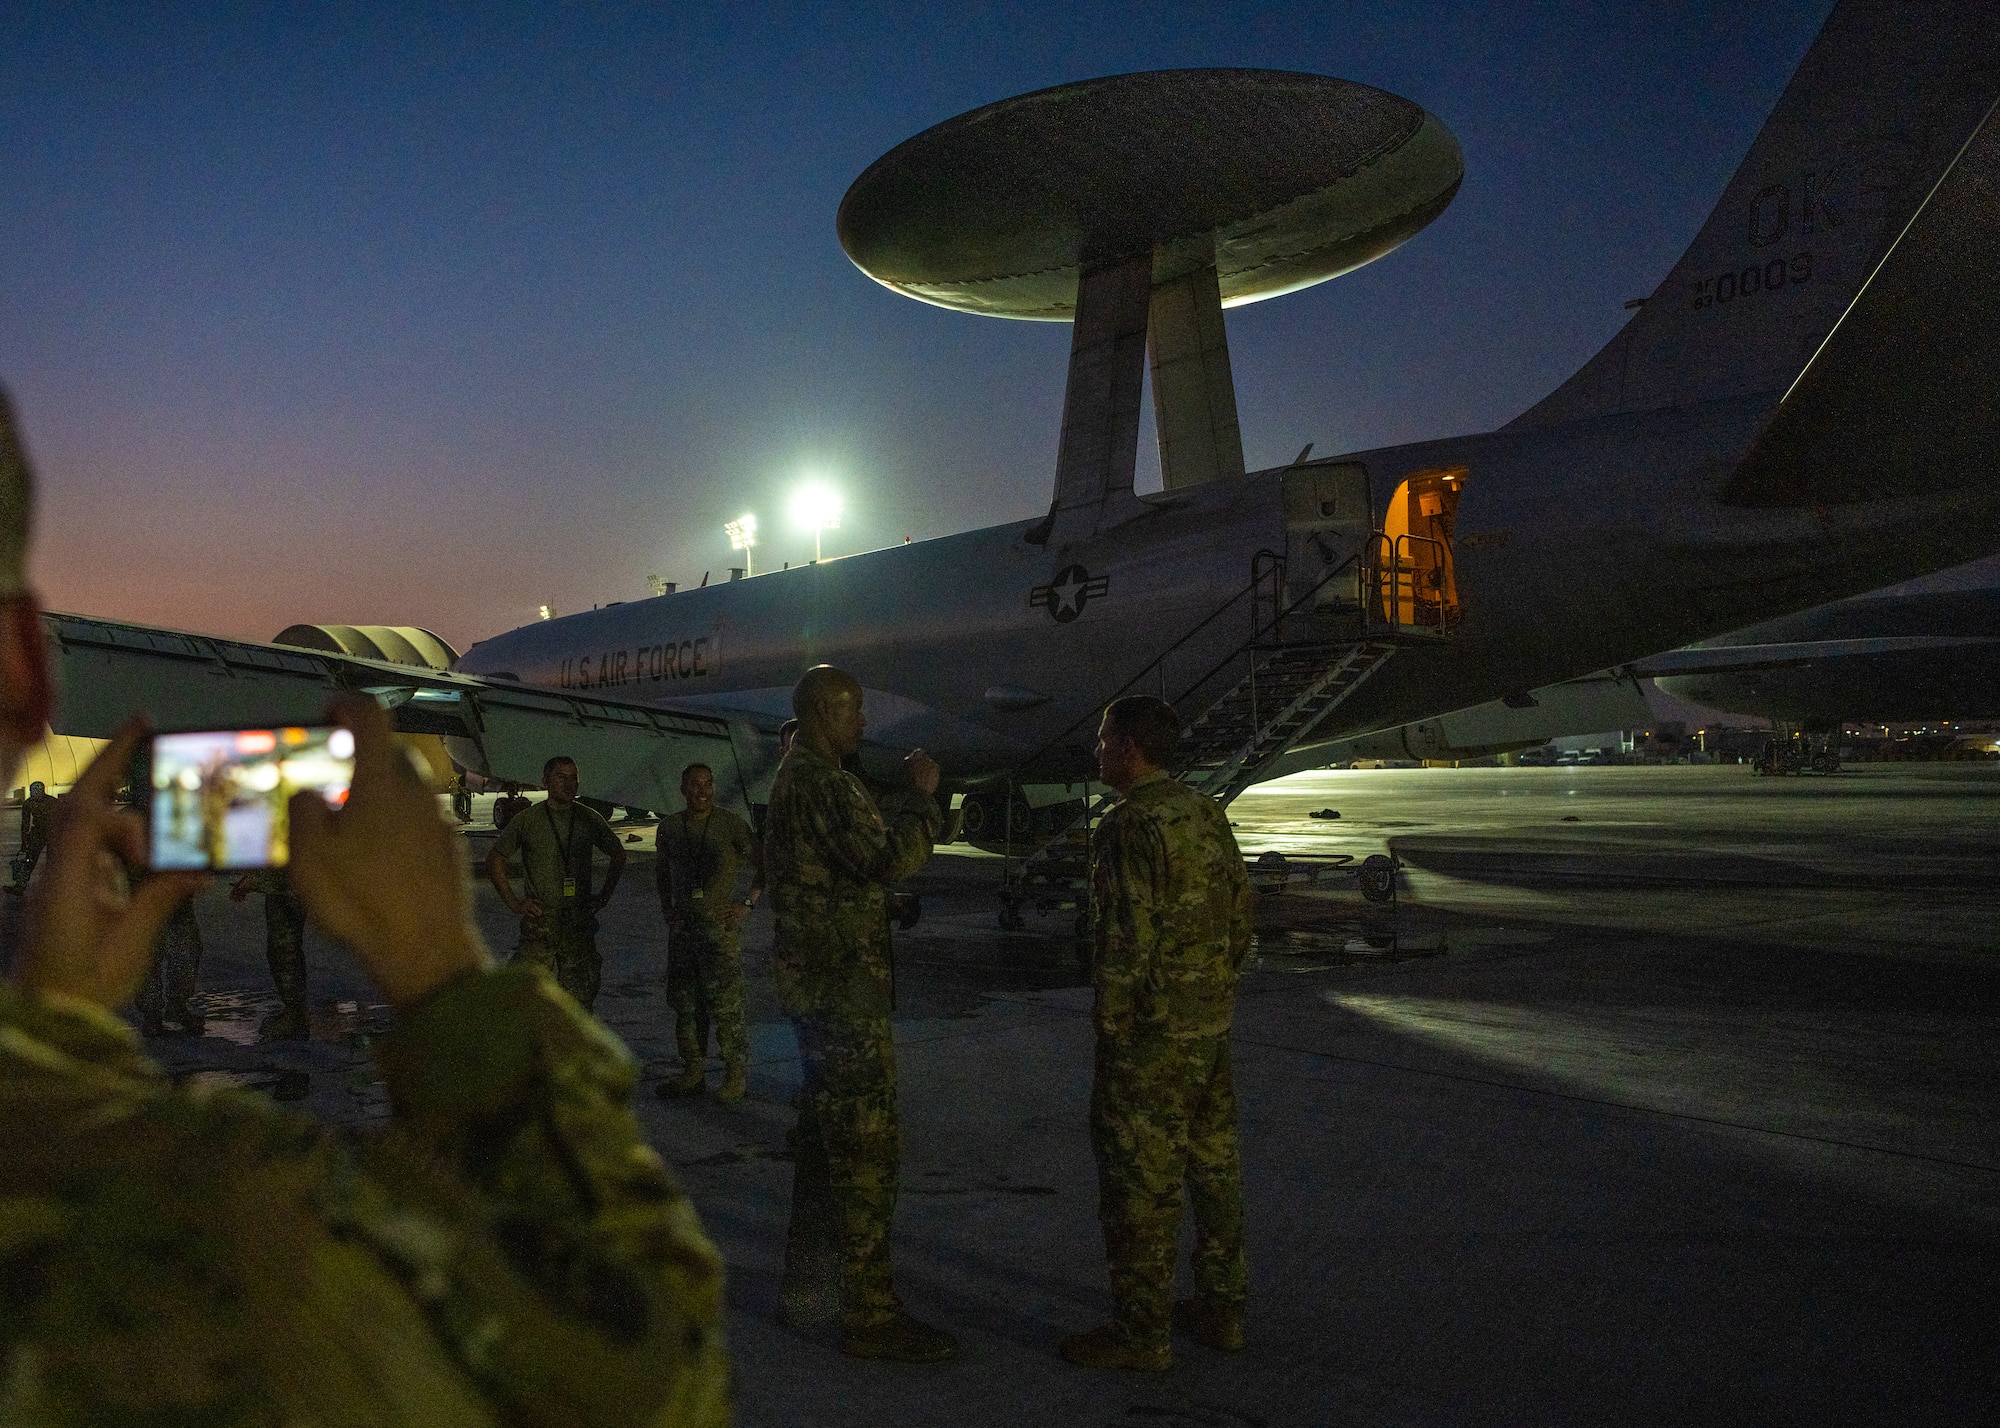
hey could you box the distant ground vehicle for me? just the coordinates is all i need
[1514,745,1558,766]
[1755,736,1841,776]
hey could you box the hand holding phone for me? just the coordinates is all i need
[284,694,488,1008]
[14,718,205,1009]
[143,725,354,871]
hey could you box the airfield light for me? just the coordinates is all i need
[538,604,554,621]
[725,513,759,576]
[790,484,843,562]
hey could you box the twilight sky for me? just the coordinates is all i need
[1,1,1836,651]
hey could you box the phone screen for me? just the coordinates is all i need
[147,725,355,871]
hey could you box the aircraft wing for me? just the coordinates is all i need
[44,612,771,814]
[1629,635,2000,678]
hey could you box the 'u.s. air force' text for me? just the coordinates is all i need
[558,636,716,689]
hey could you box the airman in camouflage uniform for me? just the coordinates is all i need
[766,664,954,1362]
[656,761,760,1101]
[1063,696,1253,1373]
[0,490,730,1428]
[16,778,55,887]
[135,894,205,1036]
[234,866,310,1038]
[486,756,627,1011]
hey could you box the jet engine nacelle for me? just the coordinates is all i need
[272,624,458,671]
[273,624,462,786]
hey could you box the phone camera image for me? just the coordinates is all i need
[150,726,356,871]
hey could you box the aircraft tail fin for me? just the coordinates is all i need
[1508,0,2000,430]
[1718,94,2000,506]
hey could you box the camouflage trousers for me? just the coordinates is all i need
[512,909,601,1011]
[264,890,307,1014]
[1091,1032,1247,1348]
[667,921,747,1068]
[136,902,205,1028]
[785,1015,901,1328]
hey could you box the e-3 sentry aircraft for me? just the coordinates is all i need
[44,0,2000,846]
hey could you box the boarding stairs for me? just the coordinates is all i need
[1177,638,1399,804]
[998,631,1398,931]
[996,541,1419,930]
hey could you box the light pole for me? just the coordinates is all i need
[790,484,842,562]
[725,513,758,577]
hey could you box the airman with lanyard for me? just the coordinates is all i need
[656,761,760,1102]
[485,753,627,1010]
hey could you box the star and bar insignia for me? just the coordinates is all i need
[1028,563,1109,623]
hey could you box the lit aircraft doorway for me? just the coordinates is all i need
[1380,466,1465,630]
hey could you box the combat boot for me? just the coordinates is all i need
[715,1060,748,1104]
[839,1310,959,1363]
[1172,1296,1245,1351]
[1058,1323,1171,1372]
[260,1006,311,1041]
[656,1063,706,1097]
[656,1020,707,1096]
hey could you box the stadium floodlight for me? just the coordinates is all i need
[725,513,759,576]
[789,484,842,561]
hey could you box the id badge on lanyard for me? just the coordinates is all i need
[547,804,582,903]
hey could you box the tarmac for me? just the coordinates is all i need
[10,762,2000,1426]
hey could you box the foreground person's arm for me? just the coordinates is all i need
[1,698,729,1427]
[286,695,730,1426]
[808,749,942,886]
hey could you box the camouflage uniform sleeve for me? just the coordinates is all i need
[0,984,162,1084]
[0,973,730,1427]
[366,963,730,1426]
[1091,806,1167,1043]
[807,772,939,886]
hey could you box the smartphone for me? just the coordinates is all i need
[142,725,355,871]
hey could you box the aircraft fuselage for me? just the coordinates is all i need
[457,387,1999,792]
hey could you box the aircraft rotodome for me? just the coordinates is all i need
[42,1,2000,856]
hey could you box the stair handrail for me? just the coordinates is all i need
[1170,549,1367,715]
[1001,546,1382,904]
[1000,542,1375,796]
[999,558,1272,781]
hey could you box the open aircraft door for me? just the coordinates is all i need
[1379,466,1465,631]
[1280,460,1373,615]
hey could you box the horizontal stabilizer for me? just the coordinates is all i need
[1721,97,2000,505]
[1631,634,2000,678]
[45,613,761,813]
